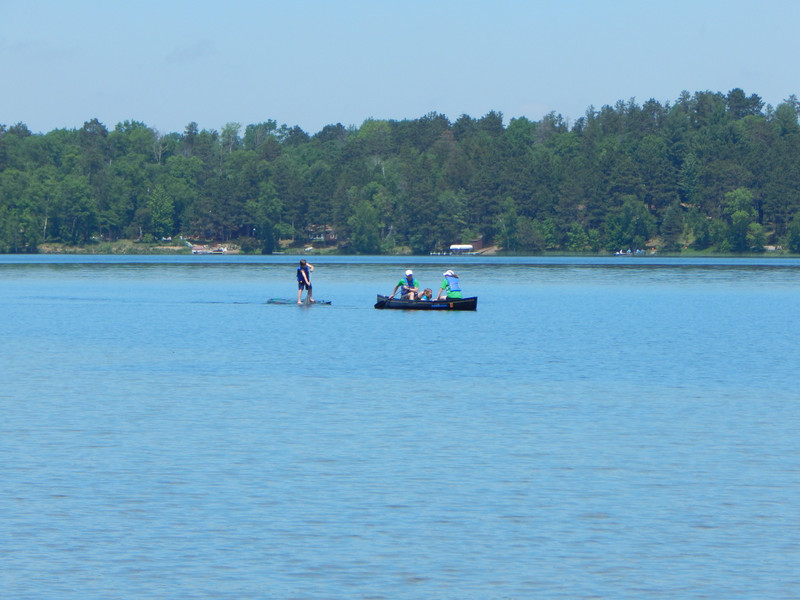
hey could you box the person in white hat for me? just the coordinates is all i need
[437,269,463,300]
[389,269,420,300]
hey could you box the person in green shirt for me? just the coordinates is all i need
[437,269,463,299]
[390,269,420,300]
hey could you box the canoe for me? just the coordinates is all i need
[374,295,477,311]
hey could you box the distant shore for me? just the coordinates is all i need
[10,240,796,258]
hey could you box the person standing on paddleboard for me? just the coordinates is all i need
[297,259,314,304]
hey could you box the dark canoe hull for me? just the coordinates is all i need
[374,295,477,311]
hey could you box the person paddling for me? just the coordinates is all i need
[297,259,314,304]
[389,269,420,300]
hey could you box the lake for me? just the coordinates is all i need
[2,254,799,599]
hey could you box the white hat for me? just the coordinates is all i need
[443,270,453,276]
[405,269,413,276]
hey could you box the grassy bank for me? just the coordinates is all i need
[38,240,194,254]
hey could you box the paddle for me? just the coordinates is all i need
[375,294,391,309]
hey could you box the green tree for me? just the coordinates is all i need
[495,197,518,251]
[566,222,590,252]
[723,187,756,218]
[660,202,685,251]
[635,135,676,212]
[220,122,242,153]
[348,199,381,254]
[516,216,545,252]
[182,121,199,157]
[162,155,203,230]
[603,196,656,251]
[243,120,278,150]
[148,186,174,239]
[787,211,800,253]
[747,221,766,252]
[433,190,466,249]
[723,188,758,251]
[773,101,800,136]
[79,118,109,184]
[56,174,96,244]
[727,210,752,252]
[258,218,276,254]
[726,88,763,119]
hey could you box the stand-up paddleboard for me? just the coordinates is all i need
[267,298,332,305]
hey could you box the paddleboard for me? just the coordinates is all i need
[267,298,331,305]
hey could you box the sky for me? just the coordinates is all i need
[3,0,799,135]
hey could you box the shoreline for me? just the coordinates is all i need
[6,240,796,259]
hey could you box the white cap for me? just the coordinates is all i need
[405,269,413,276]
[444,270,453,276]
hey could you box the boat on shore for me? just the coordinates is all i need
[374,295,477,311]
[192,245,229,254]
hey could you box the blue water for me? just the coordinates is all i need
[2,255,799,599]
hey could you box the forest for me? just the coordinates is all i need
[2,88,800,255]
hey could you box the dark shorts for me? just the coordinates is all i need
[298,281,312,291]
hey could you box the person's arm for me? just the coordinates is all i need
[403,281,418,295]
[307,263,314,272]
[302,270,311,285]
[389,283,400,298]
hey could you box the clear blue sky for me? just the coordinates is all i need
[3,0,799,135]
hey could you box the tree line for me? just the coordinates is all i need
[2,88,800,254]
